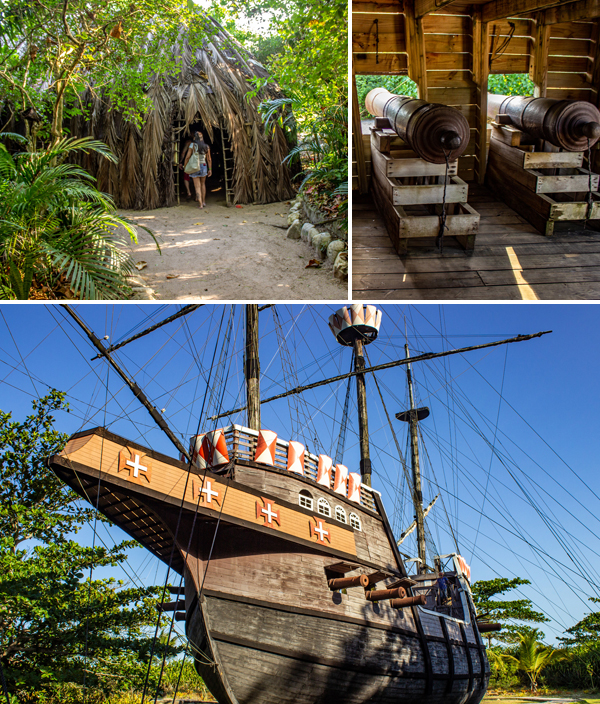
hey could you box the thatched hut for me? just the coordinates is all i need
[71,14,296,209]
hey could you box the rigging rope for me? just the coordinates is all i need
[152,307,236,703]
[139,307,229,704]
[435,151,451,253]
[470,344,508,561]
[334,354,354,465]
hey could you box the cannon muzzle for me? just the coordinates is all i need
[487,94,600,151]
[365,87,470,164]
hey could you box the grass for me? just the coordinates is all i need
[482,694,600,703]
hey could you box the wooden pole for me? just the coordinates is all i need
[405,344,427,573]
[473,8,490,184]
[405,0,428,99]
[354,337,372,487]
[210,330,551,420]
[245,305,261,431]
[352,69,368,195]
[531,12,550,98]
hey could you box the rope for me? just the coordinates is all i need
[584,137,594,228]
[435,151,451,253]
[82,359,111,702]
[334,354,354,465]
[139,308,228,704]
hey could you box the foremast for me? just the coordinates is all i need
[245,304,261,431]
[401,344,428,573]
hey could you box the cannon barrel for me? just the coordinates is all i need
[476,621,503,633]
[390,595,427,609]
[365,87,470,164]
[487,94,600,151]
[328,574,370,590]
[365,586,407,601]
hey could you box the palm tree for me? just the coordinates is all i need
[0,134,154,300]
[504,631,567,692]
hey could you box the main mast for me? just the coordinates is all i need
[329,305,383,488]
[245,304,261,431]
[396,345,430,573]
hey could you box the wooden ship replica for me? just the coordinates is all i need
[352,0,600,299]
[47,305,551,704]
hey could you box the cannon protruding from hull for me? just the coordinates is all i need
[365,87,471,164]
[487,94,600,152]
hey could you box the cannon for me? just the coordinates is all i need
[365,87,471,164]
[487,94,600,152]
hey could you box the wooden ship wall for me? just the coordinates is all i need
[50,422,490,704]
[352,0,600,298]
[352,0,600,192]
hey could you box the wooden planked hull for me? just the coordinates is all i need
[49,427,490,704]
[186,591,488,704]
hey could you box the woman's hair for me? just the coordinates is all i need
[193,132,209,154]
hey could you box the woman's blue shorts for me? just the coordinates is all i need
[190,163,208,178]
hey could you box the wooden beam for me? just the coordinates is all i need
[544,0,600,22]
[415,0,458,18]
[482,0,570,24]
[591,20,600,107]
[351,69,368,195]
[405,0,428,98]
[473,9,490,184]
[530,13,551,97]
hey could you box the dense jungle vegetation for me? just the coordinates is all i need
[0,0,347,300]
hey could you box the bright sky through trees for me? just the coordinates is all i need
[1,303,599,646]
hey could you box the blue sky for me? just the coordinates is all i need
[2,302,600,645]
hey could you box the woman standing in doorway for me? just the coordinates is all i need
[183,131,212,209]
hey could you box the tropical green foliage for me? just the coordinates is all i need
[356,75,419,119]
[488,73,535,96]
[215,0,348,214]
[0,135,148,300]
[503,631,567,692]
[0,392,182,698]
[472,577,549,645]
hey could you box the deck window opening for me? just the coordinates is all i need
[299,490,313,511]
[335,506,347,523]
[317,497,331,517]
[349,512,362,531]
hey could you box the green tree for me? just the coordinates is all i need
[0,0,205,142]
[0,391,177,695]
[560,598,600,646]
[504,631,567,692]
[472,577,549,646]
[209,0,348,203]
[355,75,419,119]
[488,73,535,96]
[0,134,151,300]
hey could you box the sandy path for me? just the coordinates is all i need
[121,195,347,301]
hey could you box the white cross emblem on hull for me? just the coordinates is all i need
[256,497,280,528]
[311,517,330,545]
[200,480,219,504]
[126,454,148,478]
[118,448,152,484]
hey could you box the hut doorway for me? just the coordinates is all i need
[174,120,234,207]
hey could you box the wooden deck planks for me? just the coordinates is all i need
[352,185,600,300]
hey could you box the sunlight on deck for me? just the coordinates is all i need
[505,246,539,301]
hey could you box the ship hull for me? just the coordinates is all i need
[50,427,490,704]
[187,590,488,704]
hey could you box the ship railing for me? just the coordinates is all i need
[223,425,378,514]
